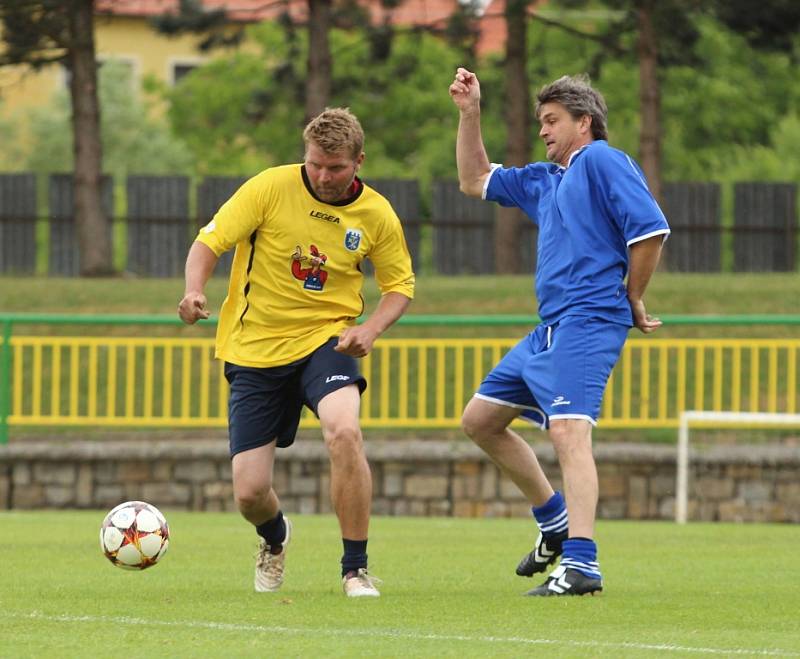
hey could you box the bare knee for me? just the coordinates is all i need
[462,403,506,448]
[461,406,486,443]
[323,423,364,464]
[548,421,570,446]
[233,478,272,513]
[461,409,507,451]
[549,420,593,463]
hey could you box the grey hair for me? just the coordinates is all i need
[535,74,608,141]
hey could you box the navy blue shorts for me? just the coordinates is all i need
[224,337,367,456]
[475,316,628,428]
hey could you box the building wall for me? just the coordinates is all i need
[0,15,220,121]
[1,439,798,523]
[95,15,213,88]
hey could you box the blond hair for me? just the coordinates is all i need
[303,108,364,159]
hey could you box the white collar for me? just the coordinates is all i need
[558,143,591,171]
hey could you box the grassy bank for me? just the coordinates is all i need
[2,272,798,339]
[2,272,798,315]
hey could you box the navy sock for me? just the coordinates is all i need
[255,511,286,554]
[560,537,601,579]
[341,538,368,576]
[532,491,568,536]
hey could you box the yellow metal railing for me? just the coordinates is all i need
[5,336,799,430]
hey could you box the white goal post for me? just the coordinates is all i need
[676,411,800,524]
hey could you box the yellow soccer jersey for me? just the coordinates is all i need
[196,164,415,367]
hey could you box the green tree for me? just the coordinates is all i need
[13,60,193,178]
[0,102,19,170]
[152,0,334,124]
[0,0,112,275]
[492,0,534,273]
[659,16,800,181]
[164,22,505,189]
[526,1,704,203]
[713,0,800,53]
[722,114,800,183]
[164,25,306,175]
[528,1,800,201]
[164,9,799,192]
[331,28,505,186]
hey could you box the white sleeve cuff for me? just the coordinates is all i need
[627,228,671,247]
[481,164,502,200]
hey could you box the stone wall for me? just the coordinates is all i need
[1,440,798,522]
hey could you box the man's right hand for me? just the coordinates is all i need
[178,292,210,325]
[449,67,481,112]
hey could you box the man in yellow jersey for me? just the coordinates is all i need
[178,108,415,598]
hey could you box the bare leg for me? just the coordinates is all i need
[318,385,371,540]
[549,419,596,538]
[232,442,280,526]
[462,397,554,506]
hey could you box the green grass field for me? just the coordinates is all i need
[1,512,798,658]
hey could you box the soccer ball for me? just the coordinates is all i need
[100,501,170,570]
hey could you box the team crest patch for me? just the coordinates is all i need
[344,228,362,251]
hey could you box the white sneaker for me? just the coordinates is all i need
[254,517,292,593]
[342,568,381,598]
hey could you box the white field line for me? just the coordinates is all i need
[4,611,799,658]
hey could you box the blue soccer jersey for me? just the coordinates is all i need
[484,140,670,326]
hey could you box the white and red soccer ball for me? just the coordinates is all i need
[100,501,170,570]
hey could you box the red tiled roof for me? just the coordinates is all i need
[94,0,514,54]
[94,0,281,21]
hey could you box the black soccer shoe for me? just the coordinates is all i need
[525,566,603,597]
[515,530,568,577]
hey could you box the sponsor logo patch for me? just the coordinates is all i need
[310,210,340,224]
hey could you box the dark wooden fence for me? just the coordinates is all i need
[49,174,114,276]
[365,178,422,274]
[733,183,797,272]
[127,175,190,277]
[431,179,492,274]
[196,176,246,278]
[431,180,538,275]
[0,174,797,275]
[0,174,36,274]
[661,182,721,273]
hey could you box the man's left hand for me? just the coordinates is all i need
[630,298,662,334]
[335,326,378,357]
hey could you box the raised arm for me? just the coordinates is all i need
[627,235,664,334]
[449,67,492,198]
[178,241,219,324]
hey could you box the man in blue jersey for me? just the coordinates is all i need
[449,68,670,596]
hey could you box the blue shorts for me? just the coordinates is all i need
[224,337,366,456]
[475,316,628,428]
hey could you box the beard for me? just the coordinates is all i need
[312,179,353,202]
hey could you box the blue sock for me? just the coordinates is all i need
[532,491,568,536]
[560,537,601,579]
[255,511,286,553]
[341,538,368,576]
